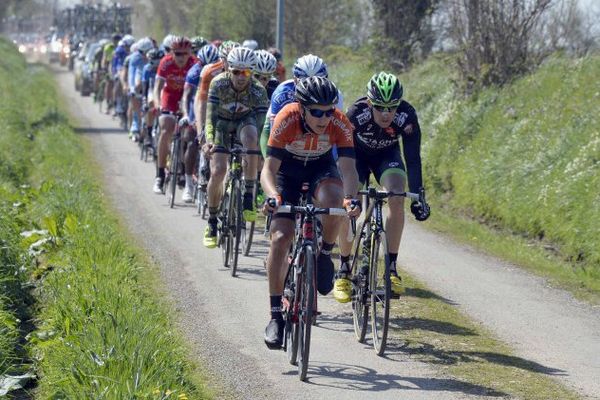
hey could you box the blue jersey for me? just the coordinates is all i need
[111,45,128,77]
[141,63,157,96]
[185,62,204,121]
[127,51,146,94]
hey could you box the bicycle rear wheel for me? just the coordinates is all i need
[298,245,316,381]
[351,220,370,343]
[242,184,257,256]
[231,183,243,277]
[370,230,390,356]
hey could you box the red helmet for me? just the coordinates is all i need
[170,36,192,51]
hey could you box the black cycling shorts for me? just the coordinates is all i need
[355,145,406,185]
[275,159,342,219]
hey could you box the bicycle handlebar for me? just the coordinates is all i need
[265,204,356,238]
[358,188,420,202]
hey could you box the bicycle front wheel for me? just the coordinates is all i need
[298,245,316,381]
[167,137,180,208]
[231,183,243,277]
[220,187,232,268]
[370,230,390,356]
[351,220,370,343]
[284,262,299,366]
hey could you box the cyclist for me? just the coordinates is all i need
[253,49,279,100]
[261,76,360,348]
[101,33,121,114]
[179,43,220,203]
[193,40,239,135]
[112,34,134,118]
[242,39,259,50]
[191,36,208,54]
[268,47,285,82]
[140,48,164,146]
[128,37,155,141]
[161,34,175,53]
[202,47,269,248]
[259,54,343,158]
[152,36,197,194]
[333,72,430,303]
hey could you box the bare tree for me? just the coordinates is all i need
[536,0,598,56]
[371,0,441,70]
[447,0,553,92]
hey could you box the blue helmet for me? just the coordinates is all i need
[197,44,219,65]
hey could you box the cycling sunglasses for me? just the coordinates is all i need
[253,73,270,81]
[372,104,399,113]
[173,51,189,57]
[306,107,336,118]
[230,69,251,77]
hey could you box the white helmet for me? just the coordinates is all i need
[130,43,138,53]
[227,46,256,70]
[197,44,219,65]
[122,34,135,47]
[162,34,175,50]
[292,54,328,78]
[253,49,277,75]
[135,37,154,53]
[242,39,258,50]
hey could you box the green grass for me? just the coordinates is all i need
[0,38,213,399]
[329,50,600,301]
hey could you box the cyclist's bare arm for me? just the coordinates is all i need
[260,156,282,201]
[338,156,360,200]
[182,84,193,119]
[153,78,165,110]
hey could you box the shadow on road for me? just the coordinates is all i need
[390,317,478,336]
[283,361,507,397]
[386,340,567,376]
[73,126,126,134]
[404,287,459,305]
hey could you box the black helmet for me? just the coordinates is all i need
[295,76,339,106]
[112,33,122,43]
[147,48,164,61]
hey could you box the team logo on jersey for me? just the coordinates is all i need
[356,110,371,125]
[222,102,250,114]
[393,112,408,127]
[332,117,352,141]
[272,114,298,138]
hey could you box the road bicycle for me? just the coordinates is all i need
[216,145,262,276]
[350,185,423,355]
[266,196,353,381]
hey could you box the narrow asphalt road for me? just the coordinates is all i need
[53,66,600,400]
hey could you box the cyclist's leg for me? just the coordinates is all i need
[105,78,114,113]
[375,147,407,294]
[129,94,142,139]
[338,153,370,265]
[239,118,259,220]
[182,127,198,202]
[154,113,175,192]
[264,175,298,348]
[312,166,344,296]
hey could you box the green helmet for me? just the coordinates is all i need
[367,72,403,106]
[191,36,208,51]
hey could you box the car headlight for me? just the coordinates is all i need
[63,46,70,54]
[18,45,27,53]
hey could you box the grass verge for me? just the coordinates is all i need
[0,38,213,398]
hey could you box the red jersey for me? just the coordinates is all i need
[156,54,197,113]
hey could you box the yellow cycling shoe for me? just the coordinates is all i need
[203,226,218,249]
[333,275,352,303]
[390,272,404,295]
[243,208,257,222]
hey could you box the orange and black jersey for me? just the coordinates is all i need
[267,103,355,174]
[346,97,423,192]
